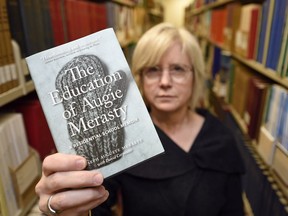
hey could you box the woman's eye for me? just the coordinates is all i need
[172,66,185,73]
[147,67,160,73]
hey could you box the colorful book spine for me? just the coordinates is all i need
[265,0,288,70]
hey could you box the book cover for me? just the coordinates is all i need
[25,28,164,178]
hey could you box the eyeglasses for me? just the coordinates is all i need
[141,64,193,83]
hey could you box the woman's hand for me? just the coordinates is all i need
[35,153,109,216]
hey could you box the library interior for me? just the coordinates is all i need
[0,0,287,215]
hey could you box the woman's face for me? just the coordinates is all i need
[142,42,193,114]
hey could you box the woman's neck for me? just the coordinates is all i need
[151,108,194,134]
[151,107,204,152]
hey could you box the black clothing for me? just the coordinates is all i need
[92,109,245,216]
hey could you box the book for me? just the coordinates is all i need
[247,6,261,59]
[260,0,275,66]
[223,2,241,52]
[6,0,28,57]
[257,126,276,165]
[14,95,57,161]
[276,4,288,76]
[89,2,108,34]
[25,28,164,178]
[256,0,273,64]
[0,113,31,216]
[230,62,253,117]
[210,7,227,46]
[272,144,288,187]
[265,0,288,70]
[49,0,67,46]
[243,77,270,140]
[235,4,261,58]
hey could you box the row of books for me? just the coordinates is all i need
[0,0,145,96]
[210,48,288,195]
[0,0,19,95]
[6,0,146,58]
[8,93,57,161]
[0,113,31,216]
[212,48,288,151]
[0,94,56,215]
[188,0,288,212]
[186,0,288,78]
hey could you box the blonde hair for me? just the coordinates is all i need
[132,22,206,110]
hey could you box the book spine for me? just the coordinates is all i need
[265,0,288,70]
[247,7,260,59]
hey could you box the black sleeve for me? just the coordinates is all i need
[221,174,245,216]
[91,177,121,216]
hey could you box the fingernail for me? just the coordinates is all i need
[94,173,103,185]
[76,158,86,169]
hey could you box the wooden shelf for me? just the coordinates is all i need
[194,34,288,89]
[112,0,136,7]
[0,41,35,108]
[0,86,23,107]
[232,54,288,89]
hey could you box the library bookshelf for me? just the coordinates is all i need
[185,0,288,215]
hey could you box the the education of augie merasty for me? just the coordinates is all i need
[26,28,164,178]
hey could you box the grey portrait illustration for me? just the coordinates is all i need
[55,54,128,170]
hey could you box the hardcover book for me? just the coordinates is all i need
[25,28,164,178]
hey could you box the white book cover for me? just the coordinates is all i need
[26,28,164,178]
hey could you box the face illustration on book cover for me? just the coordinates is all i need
[54,54,128,170]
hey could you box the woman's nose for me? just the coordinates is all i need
[159,69,172,87]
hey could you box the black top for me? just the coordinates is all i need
[92,109,245,216]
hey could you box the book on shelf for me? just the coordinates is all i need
[49,0,68,46]
[89,1,108,34]
[6,0,28,57]
[257,126,276,166]
[65,0,91,41]
[234,4,261,59]
[272,144,288,188]
[230,62,253,118]
[243,77,270,140]
[0,113,31,216]
[276,8,288,77]
[212,50,232,98]
[256,0,274,64]
[14,95,57,161]
[210,7,227,46]
[223,2,241,53]
[0,0,19,93]
[25,28,164,178]
[247,5,261,60]
[265,0,288,71]
[263,85,288,144]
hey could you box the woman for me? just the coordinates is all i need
[36,23,245,216]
